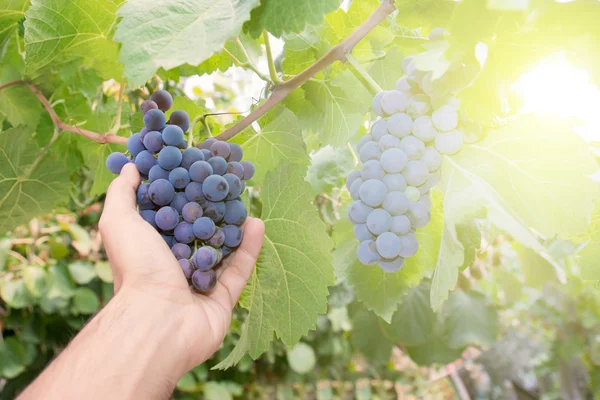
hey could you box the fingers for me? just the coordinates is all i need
[210,217,265,309]
[102,163,141,220]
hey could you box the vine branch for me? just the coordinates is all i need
[215,0,395,141]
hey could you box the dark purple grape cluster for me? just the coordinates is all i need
[106,90,255,292]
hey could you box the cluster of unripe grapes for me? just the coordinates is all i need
[346,29,465,273]
[105,90,254,292]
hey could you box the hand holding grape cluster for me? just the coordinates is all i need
[106,90,254,292]
[347,29,465,272]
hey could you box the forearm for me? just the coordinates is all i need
[18,289,187,400]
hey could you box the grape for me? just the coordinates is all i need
[222,246,232,257]
[398,234,419,257]
[379,134,402,150]
[174,222,195,244]
[161,234,175,247]
[191,269,217,292]
[200,149,212,160]
[371,91,385,116]
[432,105,459,131]
[359,141,382,163]
[356,240,380,265]
[210,141,231,159]
[420,193,432,208]
[380,148,408,173]
[420,170,440,194]
[172,243,192,260]
[148,178,175,206]
[371,119,388,141]
[395,76,413,93]
[193,217,216,240]
[224,200,247,225]
[204,201,226,222]
[382,191,410,216]
[181,147,204,169]
[127,133,145,157]
[386,113,413,138]
[189,161,213,183]
[162,125,185,146]
[140,100,158,115]
[182,202,203,223]
[169,110,190,132]
[208,156,228,176]
[149,165,170,182]
[228,143,243,162]
[408,201,431,228]
[348,201,373,224]
[402,160,429,186]
[399,136,425,160]
[405,186,421,202]
[379,257,405,273]
[429,27,449,41]
[136,183,152,207]
[170,192,188,213]
[143,131,164,153]
[401,56,414,75]
[223,225,243,247]
[157,146,182,170]
[223,173,242,199]
[359,179,387,207]
[193,247,218,271]
[179,259,194,279]
[207,228,225,248]
[349,178,363,200]
[185,182,204,202]
[390,215,411,235]
[357,135,372,152]
[361,160,385,180]
[144,109,166,131]
[139,210,157,228]
[376,232,401,259]
[155,206,179,231]
[200,138,217,150]
[151,90,173,111]
[431,94,460,110]
[346,170,361,191]
[168,167,190,189]
[366,208,392,235]
[422,147,442,172]
[240,161,255,180]
[382,173,407,192]
[381,90,409,115]
[106,152,129,174]
[412,116,438,142]
[203,175,229,202]
[406,94,431,119]
[354,224,374,241]
[227,162,245,179]
[140,127,150,140]
[434,130,463,155]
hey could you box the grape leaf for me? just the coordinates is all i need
[0,65,42,128]
[231,107,309,184]
[0,337,26,379]
[244,0,340,38]
[349,309,393,363]
[114,0,259,87]
[368,46,405,90]
[24,0,122,78]
[385,282,436,346]
[577,242,600,280]
[0,0,28,47]
[305,145,354,195]
[73,287,99,314]
[335,191,444,322]
[405,334,464,366]
[0,127,69,234]
[214,162,335,369]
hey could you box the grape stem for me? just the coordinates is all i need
[108,77,126,135]
[263,31,282,84]
[0,80,127,145]
[214,0,396,141]
[345,53,383,95]
[223,47,271,83]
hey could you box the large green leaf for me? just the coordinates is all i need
[73,288,100,314]
[24,0,122,77]
[68,261,96,285]
[231,107,309,184]
[0,0,28,48]
[244,0,340,38]
[0,280,33,309]
[214,162,335,368]
[0,66,42,128]
[23,266,49,297]
[0,127,69,234]
[350,309,393,363]
[305,145,354,195]
[385,283,436,346]
[114,0,259,87]
[0,337,26,378]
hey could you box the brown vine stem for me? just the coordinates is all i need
[215,0,396,141]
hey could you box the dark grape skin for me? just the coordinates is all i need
[207,228,225,248]
[202,175,229,202]
[136,183,152,206]
[148,164,169,182]
[148,179,175,206]
[224,200,247,225]
[193,247,218,271]
[200,138,217,150]
[135,150,157,175]
[223,225,243,247]
[179,259,194,279]
[227,162,244,179]
[181,147,204,169]
[200,149,212,160]
[240,161,255,180]
[158,146,183,171]
[184,182,204,202]
[162,125,185,146]
[144,109,167,131]
[228,143,243,162]
[143,130,164,153]
[221,246,232,257]
[191,269,217,292]
[210,141,231,159]
[203,201,226,222]
[139,210,157,228]
[192,217,216,240]
[106,152,130,174]
[182,202,203,223]
[161,234,175,247]
[174,222,195,244]
[170,192,188,213]
[168,167,190,189]
[189,161,213,183]
[207,156,227,176]
[223,173,242,199]
[172,243,192,260]
[127,133,145,157]
[155,207,179,231]
[140,127,150,140]
[140,100,158,115]
[169,110,190,132]
[151,90,173,111]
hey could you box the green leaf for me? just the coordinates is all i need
[577,241,600,281]
[94,261,113,283]
[204,382,233,400]
[68,261,96,285]
[23,266,49,297]
[0,0,28,47]
[214,163,335,369]
[430,223,464,311]
[442,290,499,348]
[335,192,444,321]
[78,140,124,197]
[244,0,340,37]
[232,106,309,184]
[386,283,435,346]
[456,221,481,269]
[0,238,12,268]
[24,0,122,78]
[46,263,75,299]
[517,244,562,288]
[0,67,42,128]
[494,269,523,303]
[176,372,198,392]
[286,342,317,374]
[64,223,92,256]
[0,127,70,234]
[405,335,464,366]
[306,145,354,195]
[0,280,33,308]
[114,0,259,87]
[73,288,100,314]
[350,309,392,363]
[368,46,405,90]
[0,337,26,378]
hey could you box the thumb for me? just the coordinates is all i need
[103,162,141,219]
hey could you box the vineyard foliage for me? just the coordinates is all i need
[1,0,600,395]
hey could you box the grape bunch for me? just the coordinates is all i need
[105,90,255,292]
[346,29,465,273]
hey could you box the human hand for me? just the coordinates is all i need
[99,163,265,375]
